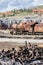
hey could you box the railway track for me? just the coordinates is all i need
[0,30,43,39]
[0,33,43,39]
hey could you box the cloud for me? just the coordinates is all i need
[0,0,43,12]
[32,0,43,6]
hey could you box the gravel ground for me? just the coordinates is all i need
[0,42,43,51]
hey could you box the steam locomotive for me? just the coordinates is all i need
[10,21,43,35]
[0,19,43,35]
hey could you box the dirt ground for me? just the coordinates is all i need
[0,42,25,51]
[0,42,43,52]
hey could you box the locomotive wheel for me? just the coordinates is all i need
[34,48,40,59]
[10,30,13,35]
[28,49,34,59]
[15,58,23,65]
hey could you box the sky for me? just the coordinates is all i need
[0,0,43,12]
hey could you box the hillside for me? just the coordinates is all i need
[33,5,43,10]
[0,5,43,18]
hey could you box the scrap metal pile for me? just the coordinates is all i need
[0,42,43,65]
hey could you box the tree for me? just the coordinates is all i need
[27,9,32,12]
[19,9,23,12]
[13,9,16,13]
[23,8,27,12]
[3,13,5,17]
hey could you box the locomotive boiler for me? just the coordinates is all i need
[10,21,40,35]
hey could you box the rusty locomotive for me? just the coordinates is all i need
[0,19,43,35]
[10,20,43,35]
